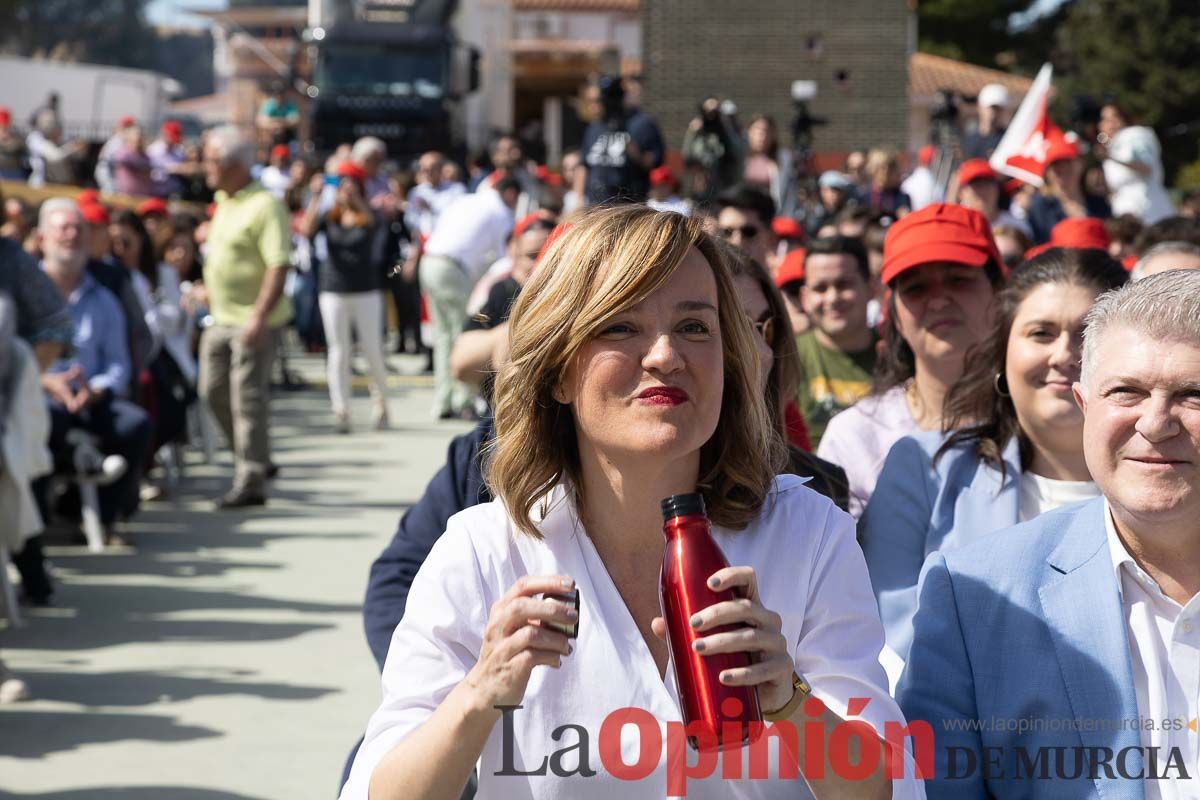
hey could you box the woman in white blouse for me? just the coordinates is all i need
[861,247,1128,660]
[342,207,920,799]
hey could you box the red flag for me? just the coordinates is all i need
[990,63,1062,187]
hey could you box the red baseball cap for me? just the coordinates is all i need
[76,189,101,206]
[774,248,807,288]
[918,145,936,167]
[162,120,183,144]
[1023,218,1111,261]
[0,106,10,126]
[881,203,1003,285]
[336,161,369,183]
[118,115,135,128]
[271,144,290,161]
[956,159,997,187]
[1041,138,1080,175]
[1050,217,1110,251]
[136,198,169,218]
[771,217,804,242]
[649,165,676,187]
[79,202,111,227]
[512,212,543,239]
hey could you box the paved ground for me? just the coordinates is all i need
[0,352,473,799]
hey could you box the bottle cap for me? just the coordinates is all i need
[661,492,706,521]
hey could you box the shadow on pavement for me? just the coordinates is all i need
[13,668,336,706]
[0,788,268,800]
[0,710,220,759]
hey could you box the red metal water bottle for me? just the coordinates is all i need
[660,492,761,750]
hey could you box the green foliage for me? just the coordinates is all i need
[0,0,156,66]
[917,0,1039,69]
[1054,0,1200,183]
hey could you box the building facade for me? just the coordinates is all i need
[641,0,913,168]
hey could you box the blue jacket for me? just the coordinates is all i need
[861,431,1021,659]
[898,498,1144,799]
[362,416,493,670]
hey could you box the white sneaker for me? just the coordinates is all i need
[334,411,351,434]
[0,661,30,704]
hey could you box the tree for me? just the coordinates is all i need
[0,0,156,67]
[917,0,1039,68]
[1053,0,1200,182]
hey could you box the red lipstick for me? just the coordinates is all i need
[637,386,689,406]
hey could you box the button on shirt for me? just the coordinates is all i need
[45,271,131,397]
[341,476,922,800]
[423,190,514,286]
[203,181,293,329]
[1106,503,1200,798]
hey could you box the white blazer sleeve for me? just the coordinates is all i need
[340,516,493,800]
[796,504,927,799]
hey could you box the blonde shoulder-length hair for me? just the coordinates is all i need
[486,204,786,538]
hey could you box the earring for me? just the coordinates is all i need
[993,372,1010,397]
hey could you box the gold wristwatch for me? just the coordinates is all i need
[763,671,812,721]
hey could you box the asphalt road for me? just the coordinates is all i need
[0,353,471,799]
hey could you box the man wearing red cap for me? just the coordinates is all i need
[0,106,28,180]
[1027,137,1111,245]
[954,158,1031,239]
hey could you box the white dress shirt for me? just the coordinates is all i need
[423,191,515,286]
[341,476,923,800]
[1106,503,1200,799]
[406,181,468,238]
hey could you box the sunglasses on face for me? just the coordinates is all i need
[752,312,776,348]
[721,224,760,241]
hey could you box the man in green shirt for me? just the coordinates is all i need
[794,235,878,446]
[197,125,292,509]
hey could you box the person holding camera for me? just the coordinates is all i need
[682,96,744,207]
[576,76,665,207]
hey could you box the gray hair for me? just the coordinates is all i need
[1081,269,1200,387]
[207,124,257,170]
[1131,241,1200,280]
[38,197,83,231]
[351,136,386,163]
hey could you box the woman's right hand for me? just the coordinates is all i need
[461,575,577,712]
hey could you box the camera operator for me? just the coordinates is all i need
[576,75,665,206]
[681,95,743,206]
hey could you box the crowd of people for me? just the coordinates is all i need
[2,71,1200,799]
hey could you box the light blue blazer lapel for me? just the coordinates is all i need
[1037,499,1143,800]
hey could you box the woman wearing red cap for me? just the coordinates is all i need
[817,204,1004,518]
[1027,138,1110,245]
[301,161,391,433]
[953,159,1031,240]
[861,247,1127,660]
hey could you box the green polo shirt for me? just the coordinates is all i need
[204,181,293,329]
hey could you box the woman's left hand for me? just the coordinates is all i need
[651,565,795,712]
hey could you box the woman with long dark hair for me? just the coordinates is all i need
[817,204,1004,517]
[724,246,850,509]
[861,247,1128,658]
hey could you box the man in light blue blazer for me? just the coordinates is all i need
[898,270,1200,798]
